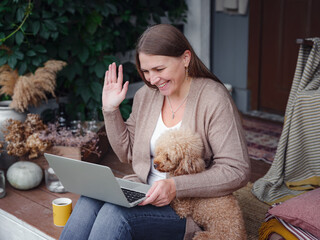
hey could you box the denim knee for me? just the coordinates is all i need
[60,196,104,240]
[88,203,132,240]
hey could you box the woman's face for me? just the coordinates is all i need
[139,51,190,97]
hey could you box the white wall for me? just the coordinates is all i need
[212,11,250,112]
[184,0,250,112]
[184,0,211,69]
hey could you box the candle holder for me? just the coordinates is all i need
[45,167,66,193]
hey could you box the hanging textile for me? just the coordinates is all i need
[252,38,320,204]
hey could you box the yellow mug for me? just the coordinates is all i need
[52,198,72,227]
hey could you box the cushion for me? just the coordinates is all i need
[268,188,320,238]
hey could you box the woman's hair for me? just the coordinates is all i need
[135,24,221,88]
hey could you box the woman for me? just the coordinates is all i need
[60,24,250,240]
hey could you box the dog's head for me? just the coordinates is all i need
[154,128,205,176]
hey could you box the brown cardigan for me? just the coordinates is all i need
[103,78,250,239]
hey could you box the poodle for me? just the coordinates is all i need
[153,128,247,240]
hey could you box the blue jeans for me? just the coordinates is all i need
[60,196,186,240]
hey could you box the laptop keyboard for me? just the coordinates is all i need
[121,188,146,203]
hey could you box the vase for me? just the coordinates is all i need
[45,167,66,193]
[0,101,27,169]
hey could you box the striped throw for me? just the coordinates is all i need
[252,38,320,204]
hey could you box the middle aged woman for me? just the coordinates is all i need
[60,23,250,240]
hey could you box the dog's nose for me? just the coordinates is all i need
[154,163,158,169]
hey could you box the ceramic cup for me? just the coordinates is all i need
[52,197,72,227]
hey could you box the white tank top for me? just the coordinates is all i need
[148,112,181,185]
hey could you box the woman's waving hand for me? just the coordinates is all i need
[102,62,129,111]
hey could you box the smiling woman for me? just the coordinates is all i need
[138,52,191,127]
[61,24,250,240]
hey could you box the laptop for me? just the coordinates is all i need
[44,153,151,208]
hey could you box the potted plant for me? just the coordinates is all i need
[0,61,66,168]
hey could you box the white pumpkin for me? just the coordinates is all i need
[7,161,43,190]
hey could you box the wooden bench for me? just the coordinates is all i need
[0,146,133,239]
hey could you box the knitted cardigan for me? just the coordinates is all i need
[103,77,250,239]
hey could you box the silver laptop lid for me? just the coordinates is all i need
[44,153,150,207]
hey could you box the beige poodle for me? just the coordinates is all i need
[154,128,247,240]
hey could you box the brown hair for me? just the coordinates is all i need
[135,24,221,88]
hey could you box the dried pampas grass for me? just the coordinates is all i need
[9,60,67,112]
[0,64,19,96]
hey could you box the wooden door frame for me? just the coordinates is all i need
[247,0,263,110]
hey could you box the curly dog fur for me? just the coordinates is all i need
[154,128,247,240]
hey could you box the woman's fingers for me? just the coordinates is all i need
[111,62,117,83]
[104,70,109,86]
[118,64,123,85]
[104,63,123,86]
[120,80,129,99]
[102,63,128,111]
[139,179,176,207]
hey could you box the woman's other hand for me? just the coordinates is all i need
[102,62,129,111]
[139,179,176,207]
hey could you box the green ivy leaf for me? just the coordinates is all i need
[78,47,89,63]
[86,58,96,66]
[14,50,24,60]
[85,11,102,35]
[32,57,42,66]
[44,19,57,31]
[78,87,91,104]
[95,41,102,52]
[31,21,40,35]
[90,81,102,99]
[42,10,53,19]
[39,25,50,39]
[26,49,36,57]
[94,62,105,78]
[18,61,27,75]
[7,55,17,69]
[103,55,118,66]
[106,3,117,14]
[57,0,64,8]
[0,32,5,40]
[0,56,7,66]
[15,31,24,45]
[152,14,161,24]
[63,65,77,81]
[58,24,68,35]
[34,45,47,53]
[57,16,68,23]
[51,31,59,40]
[58,45,68,60]
[16,7,25,22]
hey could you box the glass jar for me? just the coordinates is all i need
[45,167,66,193]
[0,170,6,198]
[70,120,81,136]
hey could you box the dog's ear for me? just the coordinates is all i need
[174,154,205,176]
